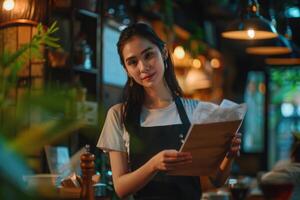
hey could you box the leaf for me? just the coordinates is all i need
[10,119,83,155]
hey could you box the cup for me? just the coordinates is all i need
[201,191,230,200]
[227,177,251,200]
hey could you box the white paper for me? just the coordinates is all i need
[192,99,247,124]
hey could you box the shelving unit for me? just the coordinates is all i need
[71,7,102,102]
[47,3,104,155]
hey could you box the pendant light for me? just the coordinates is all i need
[222,0,278,40]
[246,35,292,55]
[0,0,47,27]
[245,5,294,56]
[265,58,300,65]
[265,46,300,65]
[265,52,300,65]
[3,0,15,11]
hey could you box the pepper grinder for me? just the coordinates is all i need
[80,144,95,200]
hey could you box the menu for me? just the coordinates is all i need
[169,99,246,176]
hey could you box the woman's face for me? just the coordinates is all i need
[122,36,166,88]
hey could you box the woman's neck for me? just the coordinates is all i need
[143,82,173,109]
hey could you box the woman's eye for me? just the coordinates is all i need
[127,60,137,66]
[145,52,154,59]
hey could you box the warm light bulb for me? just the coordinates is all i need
[210,58,221,69]
[3,0,15,11]
[247,29,255,39]
[174,46,185,59]
[192,59,201,68]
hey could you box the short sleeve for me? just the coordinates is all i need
[97,104,127,153]
[181,98,200,121]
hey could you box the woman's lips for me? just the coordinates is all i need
[141,72,155,81]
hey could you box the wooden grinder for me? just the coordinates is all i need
[80,144,95,200]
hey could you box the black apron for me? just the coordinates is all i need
[128,97,201,200]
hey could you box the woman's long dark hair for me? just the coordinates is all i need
[117,23,182,129]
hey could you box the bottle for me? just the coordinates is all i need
[80,144,95,200]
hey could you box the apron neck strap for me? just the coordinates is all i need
[174,96,191,127]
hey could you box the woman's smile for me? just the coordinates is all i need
[141,72,156,81]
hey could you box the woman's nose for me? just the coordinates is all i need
[138,60,149,72]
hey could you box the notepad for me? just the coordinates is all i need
[168,119,243,176]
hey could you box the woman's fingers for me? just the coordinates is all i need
[232,138,241,146]
[226,132,242,158]
[164,161,193,170]
[153,150,193,171]
[161,158,193,170]
[163,150,191,158]
[231,132,242,145]
[164,154,192,163]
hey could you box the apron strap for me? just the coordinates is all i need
[174,97,191,127]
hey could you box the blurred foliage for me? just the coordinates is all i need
[0,22,85,199]
[183,21,207,57]
[270,68,300,104]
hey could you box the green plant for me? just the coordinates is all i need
[0,22,84,199]
[270,68,300,104]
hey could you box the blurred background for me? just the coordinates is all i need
[1,0,300,199]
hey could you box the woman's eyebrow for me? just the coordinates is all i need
[125,47,153,63]
[140,47,153,55]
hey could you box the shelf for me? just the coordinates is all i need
[73,65,98,74]
[77,9,99,19]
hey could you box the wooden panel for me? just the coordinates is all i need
[4,26,17,51]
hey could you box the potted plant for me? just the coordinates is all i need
[0,22,84,199]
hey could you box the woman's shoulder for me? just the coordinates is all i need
[108,103,123,112]
[106,103,123,120]
[180,97,200,109]
[179,97,200,118]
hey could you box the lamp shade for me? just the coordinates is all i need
[0,0,47,27]
[265,58,300,65]
[222,17,278,40]
[246,35,292,55]
[265,47,300,65]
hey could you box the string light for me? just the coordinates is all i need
[192,59,201,68]
[3,0,15,11]
[210,58,221,69]
[174,46,185,59]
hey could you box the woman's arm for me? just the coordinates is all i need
[109,151,156,198]
[209,132,242,187]
[209,156,235,187]
[109,150,192,198]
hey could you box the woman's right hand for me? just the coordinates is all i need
[150,150,192,171]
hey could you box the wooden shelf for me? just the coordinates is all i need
[73,65,98,74]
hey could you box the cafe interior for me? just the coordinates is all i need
[1,0,300,199]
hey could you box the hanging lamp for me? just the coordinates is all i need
[246,35,292,55]
[265,46,300,65]
[222,0,278,40]
[0,0,47,27]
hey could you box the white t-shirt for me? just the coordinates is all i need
[97,98,199,153]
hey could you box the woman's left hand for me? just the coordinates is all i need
[226,132,242,158]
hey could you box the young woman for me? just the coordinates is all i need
[97,23,241,200]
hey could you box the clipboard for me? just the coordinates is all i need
[168,119,243,176]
